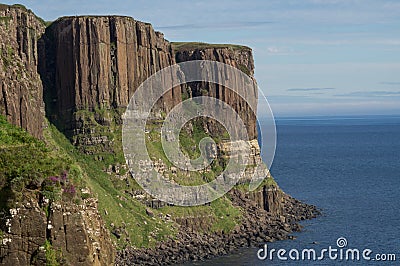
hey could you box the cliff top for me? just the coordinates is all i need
[0,3,47,25]
[0,3,27,11]
[172,42,251,52]
[54,15,152,25]
[0,3,41,16]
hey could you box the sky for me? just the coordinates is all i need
[3,0,400,117]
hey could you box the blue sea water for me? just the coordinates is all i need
[189,115,400,265]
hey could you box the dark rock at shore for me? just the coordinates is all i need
[115,188,320,265]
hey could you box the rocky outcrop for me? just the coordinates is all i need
[47,197,115,265]
[250,185,284,215]
[0,4,45,138]
[0,194,114,265]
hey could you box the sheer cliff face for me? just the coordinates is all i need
[40,16,181,128]
[174,45,258,140]
[0,6,115,265]
[0,5,45,138]
[40,18,259,142]
[0,197,115,266]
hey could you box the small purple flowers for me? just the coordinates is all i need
[60,170,68,181]
[47,171,76,196]
[63,184,76,195]
[48,176,59,182]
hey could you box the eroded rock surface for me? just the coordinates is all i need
[0,195,114,265]
[0,4,45,138]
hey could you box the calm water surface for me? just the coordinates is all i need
[186,116,400,265]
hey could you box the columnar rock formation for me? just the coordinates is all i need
[39,17,259,143]
[0,4,45,138]
[174,43,258,140]
[39,16,182,132]
[0,9,261,170]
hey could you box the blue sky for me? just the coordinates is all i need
[4,0,400,116]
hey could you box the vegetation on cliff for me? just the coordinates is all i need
[0,113,246,250]
[0,4,320,265]
[44,117,177,248]
[172,42,251,52]
[0,115,84,210]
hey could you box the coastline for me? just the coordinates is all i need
[116,189,320,265]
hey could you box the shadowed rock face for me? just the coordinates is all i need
[39,17,259,142]
[0,5,45,138]
[39,16,182,131]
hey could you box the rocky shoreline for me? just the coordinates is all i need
[115,188,320,265]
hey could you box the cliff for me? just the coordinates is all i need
[37,9,277,252]
[39,18,258,151]
[1,195,114,265]
[0,5,115,265]
[39,16,181,135]
[0,113,115,265]
[173,42,257,140]
[0,4,319,265]
[0,4,45,138]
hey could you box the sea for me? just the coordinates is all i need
[187,115,400,265]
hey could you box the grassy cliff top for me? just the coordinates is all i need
[0,3,27,11]
[0,3,48,26]
[54,15,152,25]
[172,42,251,52]
[0,3,39,15]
